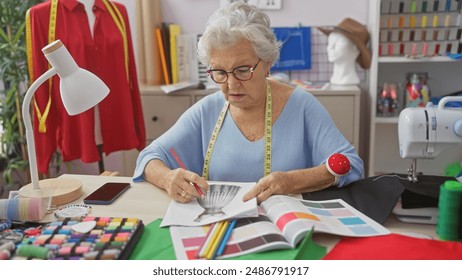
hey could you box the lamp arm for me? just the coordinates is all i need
[22,67,57,190]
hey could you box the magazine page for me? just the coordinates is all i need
[160,181,258,227]
[261,195,390,247]
[170,207,291,260]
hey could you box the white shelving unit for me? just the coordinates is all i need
[367,0,462,176]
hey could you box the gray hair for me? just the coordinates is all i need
[197,1,281,66]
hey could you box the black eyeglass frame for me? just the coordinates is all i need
[207,59,261,84]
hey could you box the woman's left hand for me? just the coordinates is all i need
[242,171,289,203]
[242,166,335,203]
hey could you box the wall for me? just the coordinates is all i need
[115,0,370,66]
[161,0,369,33]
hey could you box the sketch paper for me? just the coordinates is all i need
[160,181,257,227]
[170,196,390,259]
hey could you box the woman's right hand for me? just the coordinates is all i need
[161,168,208,202]
[144,160,208,203]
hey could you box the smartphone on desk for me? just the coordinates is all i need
[83,182,131,205]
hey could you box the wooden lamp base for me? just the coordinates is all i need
[19,178,83,206]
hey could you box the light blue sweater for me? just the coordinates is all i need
[133,87,364,187]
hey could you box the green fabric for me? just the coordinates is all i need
[129,219,326,260]
[295,227,327,260]
[129,219,176,260]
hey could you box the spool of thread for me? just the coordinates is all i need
[0,198,48,222]
[0,250,11,260]
[0,241,15,252]
[0,218,11,231]
[436,180,462,241]
[17,244,53,259]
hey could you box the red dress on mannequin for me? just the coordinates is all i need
[26,0,145,174]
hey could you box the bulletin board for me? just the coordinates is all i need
[271,26,311,71]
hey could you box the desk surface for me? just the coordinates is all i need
[44,174,438,252]
[42,174,171,224]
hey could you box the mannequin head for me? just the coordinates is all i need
[326,32,360,85]
[318,18,371,85]
[327,32,359,65]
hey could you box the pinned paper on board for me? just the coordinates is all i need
[272,27,311,71]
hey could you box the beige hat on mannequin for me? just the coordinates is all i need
[318,18,371,69]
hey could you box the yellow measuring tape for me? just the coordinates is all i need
[202,82,273,179]
[25,9,34,82]
[26,0,58,133]
[25,0,129,133]
[102,0,129,82]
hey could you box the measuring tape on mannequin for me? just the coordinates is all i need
[101,0,129,82]
[25,0,129,133]
[25,0,57,133]
[202,82,273,179]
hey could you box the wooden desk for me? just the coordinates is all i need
[41,174,171,224]
[43,174,438,252]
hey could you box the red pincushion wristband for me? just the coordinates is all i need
[326,153,351,185]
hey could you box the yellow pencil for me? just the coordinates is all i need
[202,221,225,259]
[206,220,229,260]
[198,222,220,258]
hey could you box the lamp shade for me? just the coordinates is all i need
[43,40,109,115]
[59,68,109,115]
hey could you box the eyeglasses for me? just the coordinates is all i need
[207,59,261,84]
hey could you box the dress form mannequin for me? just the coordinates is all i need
[27,0,146,175]
[327,32,360,85]
[78,0,105,171]
[78,0,95,37]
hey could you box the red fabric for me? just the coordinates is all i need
[324,233,462,260]
[27,0,145,173]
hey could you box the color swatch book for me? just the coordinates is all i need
[170,195,390,260]
[160,181,258,227]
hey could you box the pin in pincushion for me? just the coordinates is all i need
[326,153,351,177]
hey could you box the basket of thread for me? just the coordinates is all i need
[436,180,462,241]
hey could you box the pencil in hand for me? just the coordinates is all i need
[190,182,206,199]
[169,147,206,198]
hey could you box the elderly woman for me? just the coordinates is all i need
[133,2,364,203]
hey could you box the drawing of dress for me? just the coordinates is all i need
[194,184,241,222]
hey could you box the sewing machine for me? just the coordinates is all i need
[395,96,462,224]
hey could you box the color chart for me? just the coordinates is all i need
[170,196,389,260]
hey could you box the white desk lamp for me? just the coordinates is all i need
[18,40,109,205]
